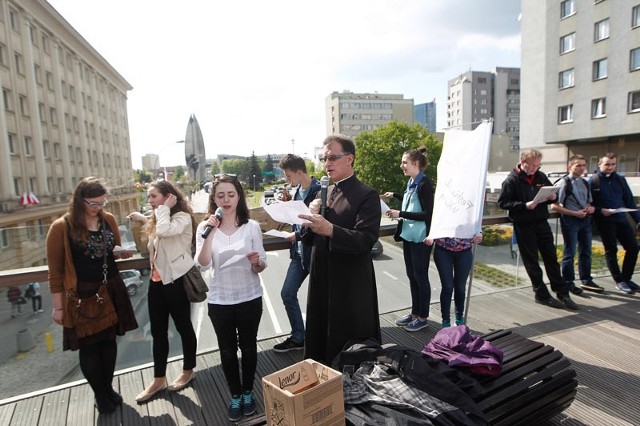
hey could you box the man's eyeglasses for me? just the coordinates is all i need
[83,199,108,208]
[319,154,349,163]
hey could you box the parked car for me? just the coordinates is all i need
[120,269,144,296]
[370,240,383,258]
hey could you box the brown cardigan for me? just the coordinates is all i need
[46,212,121,328]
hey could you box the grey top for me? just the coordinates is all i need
[555,176,591,211]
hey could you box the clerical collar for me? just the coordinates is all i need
[334,174,354,186]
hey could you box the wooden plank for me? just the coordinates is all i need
[118,370,151,425]
[66,384,94,426]
[38,388,70,426]
[165,361,206,425]
[0,402,16,425]
[9,395,43,426]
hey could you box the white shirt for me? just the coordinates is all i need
[194,219,265,305]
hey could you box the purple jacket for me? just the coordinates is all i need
[422,325,503,377]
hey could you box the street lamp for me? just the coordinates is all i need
[253,174,256,191]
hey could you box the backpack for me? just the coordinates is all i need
[553,174,590,206]
[590,172,631,201]
[25,284,35,299]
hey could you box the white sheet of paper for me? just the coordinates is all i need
[606,207,639,213]
[532,186,559,204]
[380,199,390,214]
[262,200,311,225]
[264,229,292,238]
[220,254,246,268]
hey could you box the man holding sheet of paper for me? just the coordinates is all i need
[589,153,640,294]
[271,155,321,353]
[498,149,579,311]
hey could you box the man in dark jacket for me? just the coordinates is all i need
[589,153,640,294]
[273,155,321,352]
[299,134,381,365]
[498,149,578,310]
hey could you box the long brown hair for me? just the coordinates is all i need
[67,177,108,242]
[206,175,250,226]
[146,181,197,241]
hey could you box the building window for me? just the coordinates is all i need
[593,58,608,80]
[0,43,5,65]
[592,98,606,118]
[14,53,24,74]
[34,64,42,84]
[560,33,576,54]
[594,19,609,42]
[633,5,640,28]
[558,105,574,123]
[559,69,575,88]
[0,229,8,248]
[477,77,487,83]
[561,0,575,18]
[480,89,487,95]
[8,133,16,153]
[631,48,640,72]
[54,143,61,159]
[46,72,53,90]
[43,140,49,157]
[41,35,49,53]
[9,9,18,31]
[24,136,32,155]
[38,102,46,122]
[50,107,57,125]
[19,95,28,116]
[629,91,640,113]
[2,88,11,110]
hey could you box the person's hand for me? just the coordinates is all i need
[52,309,63,325]
[386,209,400,219]
[380,192,393,201]
[246,251,261,266]
[128,211,147,223]
[309,199,322,215]
[423,237,434,246]
[164,193,177,208]
[285,232,296,242]
[525,200,539,210]
[548,193,557,201]
[573,209,588,219]
[585,205,595,214]
[203,215,221,238]
[117,251,134,259]
[472,233,483,244]
[601,208,612,217]
[298,214,333,237]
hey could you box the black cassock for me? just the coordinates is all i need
[302,175,381,365]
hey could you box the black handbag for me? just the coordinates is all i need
[183,265,208,302]
[393,219,404,242]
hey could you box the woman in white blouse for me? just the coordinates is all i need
[195,175,266,422]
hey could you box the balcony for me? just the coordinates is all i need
[0,212,639,425]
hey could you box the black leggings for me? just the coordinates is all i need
[79,339,117,401]
[208,297,262,395]
[148,277,197,377]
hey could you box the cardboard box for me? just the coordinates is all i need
[262,359,345,426]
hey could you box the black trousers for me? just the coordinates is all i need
[208,297,262,396]
[148,277,197,377]
[514,220,568,299]
[594,218,639,283]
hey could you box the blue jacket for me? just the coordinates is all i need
[589,171,640,223]
[290,176,322,270]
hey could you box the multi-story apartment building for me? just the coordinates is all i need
[325,91,414,138]
[414,100,437,132]
[0,0,136,270]
[521,0,640,173]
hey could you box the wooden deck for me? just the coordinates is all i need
[1,284,639,426]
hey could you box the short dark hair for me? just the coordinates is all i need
[278,154,307,173]
[323,134,355,157]
[601,152,617,160]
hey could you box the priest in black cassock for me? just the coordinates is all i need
[298,134,381,365]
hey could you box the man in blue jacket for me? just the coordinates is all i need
[498,149,579,310]
[589,153,640,294]
[273,155,321,352]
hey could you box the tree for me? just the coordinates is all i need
[354,121,442,206]
[305,160,317,176]
[134,169,153,184]
[222,159,250,180]
[248,152,262,188]
[264,154,275,184]
[210,161,221,177]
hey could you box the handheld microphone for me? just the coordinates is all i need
[320,176,329,216]
[202,207,224,238]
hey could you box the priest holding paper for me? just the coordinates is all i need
[498,149,579,311]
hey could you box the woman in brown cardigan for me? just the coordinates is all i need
[46,177,138,414]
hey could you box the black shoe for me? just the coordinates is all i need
[535,296,564,309]
[581,281,605,293]
[273,337,304,353]
[559,295,579,310]
[569,285,584,296]
[108,390,123,405]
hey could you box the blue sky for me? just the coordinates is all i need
[47,0,521,169]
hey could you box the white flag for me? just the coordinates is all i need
[427,121,492,240]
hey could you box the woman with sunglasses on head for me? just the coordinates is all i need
[46,177,138,414]
[128,181,198,403]
[380,147,435,332]
[195,175,266,422]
